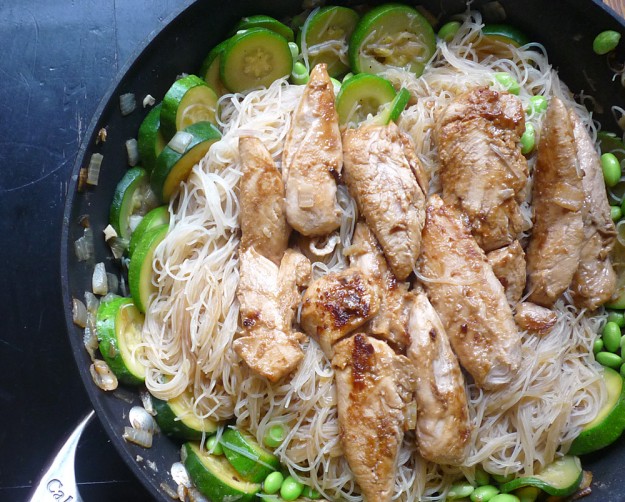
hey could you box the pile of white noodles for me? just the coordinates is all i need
[138,10,606,501]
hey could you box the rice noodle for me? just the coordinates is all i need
[140,10,606,501]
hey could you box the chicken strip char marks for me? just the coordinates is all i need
[282,63,342,237]
[238,136,290,265]
[343,122,427,281]
[407,290,471,465]
[234,248,311,382]
[435,86,528,252]
[526,97,585,307]
[418,195,521,390]
[569,111,616,310]
[333,333,416,502]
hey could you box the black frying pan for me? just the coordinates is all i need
[60,1,625,500]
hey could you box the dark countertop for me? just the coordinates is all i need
[0,2,191,500]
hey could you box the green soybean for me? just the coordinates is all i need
[439,21,461,42]
[291,62,309,85]
[611,205,623,221]
[594,338,604,354]
[520,123,535,155]
[603,321,622,352]
[513,486,540,502]
[491,473,514,484]
[448,482,475,499]
[489,495,520,502]
[206,435,223,455]
[601,152,621,187]
[596,351,624,369]
[593,30,621,55]
[263,423,288,448]
[608,310,625,327]
[288,41,299,61]
[475,466,490,486]
[263,471,284,494]
[302,486,321,499]
[621,362,625,379]
[527,95,548,114]
[280,476,304,501]
[494,72,520,95]
[471,485,500,502]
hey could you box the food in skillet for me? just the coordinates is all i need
[72,3,625,501]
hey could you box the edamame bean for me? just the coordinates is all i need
[448,482,475,499]
[611,205,623,221]
[603,321,622,352]
[596,351,624,369]
[280,476,304,501]
[470,485,500,502]
[291,62,309,85]
[601,152,621,187]
[494,72,520,95]
[439,21,461,42]
[302,486,321,499]
[475,467,490,486]
[620,335,625,352]
[489,495,520,502]
[263,471,284,494]
[206,435,223,455]
[594,338,604,354]
[527,95,548,114]
[288,41,300,61]
[608,310,625,327]
[593,30,621,55]
[520,123,535,155]
[492,473,514,484]
[513,486,540,502]
[263,423,288,447]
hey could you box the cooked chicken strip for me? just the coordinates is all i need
[282,64,342,236]
[238,136,290,265]
[234,248,311,381]
[300,268,381,358]
[526,98,585,307]
[435,86,528,252]
[569,111,617,310]
[348,222,413,351]
[487,240,526,306]
[407,291,471,465]
[343,123,427,280]
[514,302,557,335]
[333,333,416,502]
[418,195,521,390]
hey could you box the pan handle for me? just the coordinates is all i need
[28,410,95,502]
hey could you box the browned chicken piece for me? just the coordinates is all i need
[282,64,342,236]
[418,195,521,390]
[486,240,526,306]
[514,302,558,335]
[407,290,471,465]
[234,248,311,381]
[347,222,413,351]
[333,333,416,502]
[569,111,617,310]
[300,268,381,358]
[343,123,427,280]
[526,98,585,307]
[435,86,529,252]
[238,136,290,265]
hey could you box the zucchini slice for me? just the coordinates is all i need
[220,28,292,93]
[128,205,170,258]
[349,4,436,77]
[128,224,168,313]
[96,297,146,385]
[221,427,280,483]
[152,393,218,439]
[336,73,397,126]
[183,442,260,502]
[233,14,294,42]
[198,39,230,96]
[151,121,221,202]
[369,87,411,125]
[500,456,583,497]
[160,75,219,139]
[137,104,166,173]
[109,167,149,240]
[482,24,530,48]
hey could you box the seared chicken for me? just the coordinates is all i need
[514,302,557,335]
[569,111,617,310]
[300,268,382,358]
[418,195,521,390]
[487,240,526,306]
[234,248,311,381]
[282,64,342,236]
[435,86,529,252]
[343,123,427,280]
[333,333,416,502]
[407,291,471,465]
[238,136,290,265]
[526,98,585,307]
[348,222,413,351]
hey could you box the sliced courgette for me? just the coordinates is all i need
[500,456,583,497]
[221,427,280,483]
[199,39,230,96]
[349,4,436,77]
[569,367,625,455]
[336,73,397,126]
[151,121,221,202]
[183,442,261,502]
[128,205,170,258]
[220,28,292,93]
[109,167,149,240]
[482,24,530,48]
[233,14,294,42]
[369,87,411,125]
[160,75,218,139]
[137,104,166,173]
[96,297,146,385]
[152,392,218,439]
[298,6,359,77]
[128,224,168,313]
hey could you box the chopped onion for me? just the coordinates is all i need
[72,298,88,328]
[123,426,153,448]
[119,274,129,298]
[86,153,103,186]
[84,290,100,314]
[100,292,119,304]
[119,92,137,116]
[129,405,157,433]
[171,462,190,487]
[140,390,156,416]
[103,224,118,241]
[143,94,156,108]
[90,360,118,391]
[126,138,140,166]
[74,227,95,262]
[83,324,98,360]
[92,262,108,295]
[108,236,128,260]
[187,486,209,502]
[168,131,193,154]
[159,482,179,499]
[96,127,108,144]
[106,272,119,295]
